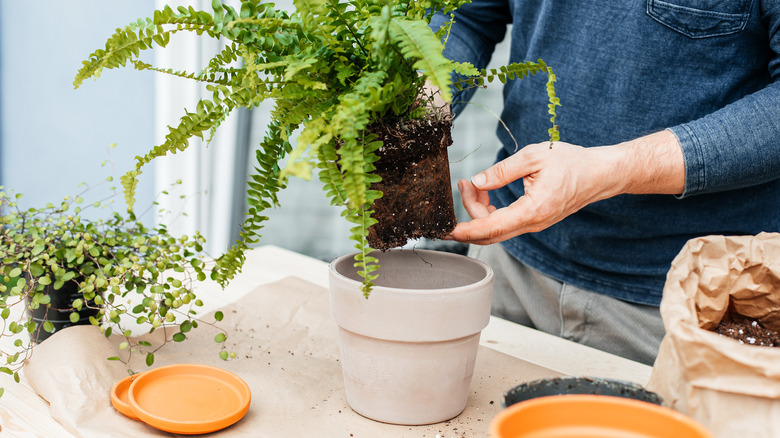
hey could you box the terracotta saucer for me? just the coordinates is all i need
[111,364,251,434]
[110,373,143,421]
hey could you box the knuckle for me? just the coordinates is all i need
[491,161,511,182]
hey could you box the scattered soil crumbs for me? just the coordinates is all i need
[714,315,780,347]
[366,115,456,250]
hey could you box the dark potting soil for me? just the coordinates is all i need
[714,315,780,347]
[366,116,457,250]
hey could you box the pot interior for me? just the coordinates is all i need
[332,249,490,290]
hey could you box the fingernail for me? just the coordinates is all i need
[471,173,487,188]
[457,180,464,192]
[442,234,454,241]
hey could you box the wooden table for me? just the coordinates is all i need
[0,246,652,437]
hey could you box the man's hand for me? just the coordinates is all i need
[448,130,685,245]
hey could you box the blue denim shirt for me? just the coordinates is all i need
[432,0,780,305]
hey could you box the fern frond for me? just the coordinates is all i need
[325,70,387,209]
[545,66,561,142]
[224,16,305,53]
[294,0,329,28]
[453,60,548,90]
[318,136,380,297]
[281,116,334,181]
[326,0,371,58]
[386,17,454,101]
[401,0,472,20]
[349,208,380,298]
[452,59,560,143]
[120,71,275,210]
[317,140,350,208]
[117,99,226,210]
[128,60,233,86]
[202,42,242,76]
[74,7,221,89]
[211,122,292,286]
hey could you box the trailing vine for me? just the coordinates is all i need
[75,0,560,296]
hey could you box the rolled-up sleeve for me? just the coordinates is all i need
[671,2,780,198]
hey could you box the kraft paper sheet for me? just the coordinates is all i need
[25,276,560,437]
[647,233,780,438]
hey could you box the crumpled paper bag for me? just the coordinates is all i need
[647,232,780,438]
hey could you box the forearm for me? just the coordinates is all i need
[607,130,686,197]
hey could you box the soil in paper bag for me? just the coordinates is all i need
[715,314,780,347]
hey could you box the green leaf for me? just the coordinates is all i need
[172,333,186,342]
[43,321,55,333]
[214,311,224,322]
[69,312,80,324]
[29,263,45,278]
[386,17,453,101]
[214,333,226,343]
[146,353,155,367]
[219,351,229,360]
[180,321,193,333]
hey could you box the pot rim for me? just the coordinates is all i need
[490,394,713,438]
[329,249,493,294]
[502,376,664,408]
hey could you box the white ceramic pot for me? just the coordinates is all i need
[329,249,493,425]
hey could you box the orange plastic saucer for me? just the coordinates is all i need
[127,364,251,435]
[111,373,144,420]
[491,394,713,438]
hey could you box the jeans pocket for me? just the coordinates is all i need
[646,0,753,38]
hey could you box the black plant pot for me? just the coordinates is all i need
[27,280,100,344]
[502,377,663,408]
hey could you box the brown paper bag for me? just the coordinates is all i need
[647,232,780,438]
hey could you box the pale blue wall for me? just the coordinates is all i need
[0,1,156,220]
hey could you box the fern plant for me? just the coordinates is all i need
[74,0,559,296]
